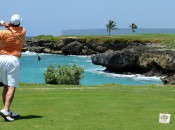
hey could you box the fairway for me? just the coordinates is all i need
[0,84,175,130]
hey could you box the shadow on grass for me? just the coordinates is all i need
[16,115,43,120]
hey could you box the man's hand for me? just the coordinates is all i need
[0,20,5,27]
[4,23,10,28]
[0,21,10,28]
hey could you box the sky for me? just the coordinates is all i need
[0,0,175,36]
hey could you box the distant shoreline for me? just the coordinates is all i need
[26,36,34,39]
[26,28,175,37]
[61,28,175,36]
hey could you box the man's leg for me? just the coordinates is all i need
[2,85,8,105]
[3,86,16,111]
[0,86,16,121]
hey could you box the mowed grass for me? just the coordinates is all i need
[0,84,175,130]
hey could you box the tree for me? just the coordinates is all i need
[130,23,138,32]
[106,20,117,36]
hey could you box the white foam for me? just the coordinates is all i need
[89,69,161,81]
[85,60,91,62]
[22,51,36,55]
[69,55,91,58]
[22,51,51,56]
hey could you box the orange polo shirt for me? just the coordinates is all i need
[0,26,26,58]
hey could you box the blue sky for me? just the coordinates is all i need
[0,0,174,36]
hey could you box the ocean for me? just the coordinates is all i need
[23,28,175,85]
[20,52,162,85]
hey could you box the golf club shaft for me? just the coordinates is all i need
[0,20,41,60]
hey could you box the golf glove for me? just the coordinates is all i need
[0,20,5,27]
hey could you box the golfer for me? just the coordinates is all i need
[0,14,26,121]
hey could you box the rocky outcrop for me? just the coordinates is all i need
[92,49,175,72]
[24,37,136,55]
[62,41,83,55]
[91,46,175,84]
[24,39,64,54]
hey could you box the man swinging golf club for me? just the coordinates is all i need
[0,14,26,121]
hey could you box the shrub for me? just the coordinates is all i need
[44,64,84,85]
[44,65,57,84]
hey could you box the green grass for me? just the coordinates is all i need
[60,34,175,42]
[110,34,175,42]
[32,35,61,41]
[0,84,175,130]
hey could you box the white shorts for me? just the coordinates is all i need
[0,55,20,88]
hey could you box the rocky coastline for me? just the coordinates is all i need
[24,37,175,84]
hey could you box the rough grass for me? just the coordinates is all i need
[31,35,61,41]
[59,34,175,42]
[0,83,175,130]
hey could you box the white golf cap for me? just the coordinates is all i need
[10,14,22,25]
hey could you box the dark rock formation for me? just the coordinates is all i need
[25,39,63,54]
[91,46,175,84]
[161,74,175,84]
[92,50,174,73]
[62,41,83,55]
[63,37,86,45]
[25,37,134,55]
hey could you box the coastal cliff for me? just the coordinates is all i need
[24,36,129,55]
[24,35,175,84]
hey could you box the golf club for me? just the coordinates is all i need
[0,20,41,61]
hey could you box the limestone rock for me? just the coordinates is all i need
[62,41,83,55]
[91,48,175,84]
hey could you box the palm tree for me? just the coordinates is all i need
[106,20,117,36]
[130,23,138,32]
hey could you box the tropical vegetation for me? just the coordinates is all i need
[106,20,117,36]
[130,23,138,32]
[44,64,84,85]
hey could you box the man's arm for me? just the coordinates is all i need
[0,21,10,28]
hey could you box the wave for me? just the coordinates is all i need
[22,51,51,56]
[68,55,91,58]
[89,69,162,82]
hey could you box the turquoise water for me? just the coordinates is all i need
[20,52,163,85]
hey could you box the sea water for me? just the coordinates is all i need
[61,28,175,36]
[20,52,163,85]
